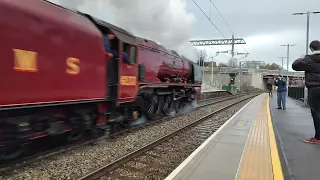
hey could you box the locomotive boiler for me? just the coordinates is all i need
[0,0,202,161]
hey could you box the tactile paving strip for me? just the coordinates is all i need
[236,96,273,180]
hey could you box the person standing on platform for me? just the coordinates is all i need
[267,81,273,97]
[275,75,287,110]
[292,40,320,144]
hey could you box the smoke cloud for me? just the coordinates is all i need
[53,0,199,61]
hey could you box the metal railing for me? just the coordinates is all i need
[202,66,305,77]
[288,86,305,100]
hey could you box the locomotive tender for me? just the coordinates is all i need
[0,0,202,160]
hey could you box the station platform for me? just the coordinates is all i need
[165,93,281,180]
[270,95,320,180]
[165,93,319,180]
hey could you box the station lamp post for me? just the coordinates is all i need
[293,11,320,105]
[280,44,296,95]
[278,57,287,75]
[293,11,320,55]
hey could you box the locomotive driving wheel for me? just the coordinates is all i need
[162,95,173,116]
[66,127,84,142]
[0,143,24,161]
[145,95,159,120]
[0,127,24,161]
[173,99,182,114]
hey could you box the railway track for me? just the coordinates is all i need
[0,91,260,178]
[110,92,252,137]
[78,93,260,180]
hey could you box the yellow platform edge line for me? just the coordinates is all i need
[266,96,284,180]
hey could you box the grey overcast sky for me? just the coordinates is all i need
[187,0,320,71]
[49,0,320,71]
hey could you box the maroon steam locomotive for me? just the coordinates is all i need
[0,0,202,160]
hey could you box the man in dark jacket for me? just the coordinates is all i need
[275,75,287,110]
[292,40,320,144]
[267,82,273,97]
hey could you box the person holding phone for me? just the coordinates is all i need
[275,75,287,110]
[292,40,320,144]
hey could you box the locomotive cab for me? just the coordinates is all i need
[80,14,139,105]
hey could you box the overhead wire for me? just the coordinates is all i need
[192,0,240,61]
[210,0,235,35]
[209,0,256,61]
[192,0,227,39]
[206,2,229,64]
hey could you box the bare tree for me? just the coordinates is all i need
[197,49,207,66]
[260,63,282,70]
[243,61,263,69]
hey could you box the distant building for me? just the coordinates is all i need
[203,61,217,67]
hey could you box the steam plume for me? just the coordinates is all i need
[52,0,198,61]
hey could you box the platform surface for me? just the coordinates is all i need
[165,93,282,180]
[270,96,320,180]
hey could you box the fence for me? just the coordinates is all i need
[288,86,305,100]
